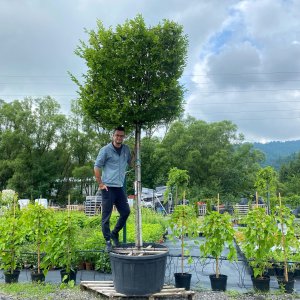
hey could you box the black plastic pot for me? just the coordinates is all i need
[251,275,270,292]
[209,274,227,291]
[4,270,20,283]
[275,267,294,279]
[31,271,45,282]
[174,273,192,290]
[60,269,77,284]
[277,277,295,294]
[294,267,300,277]
[110,243,168,296]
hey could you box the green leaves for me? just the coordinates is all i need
[164,168,189,205]
[73,14,187,131]
[199,211,237,276]
[243,207,278,278]
[168,205,198,273]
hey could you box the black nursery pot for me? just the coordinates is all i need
[4,270,20,283]
[251,275,270,292]
[275,267,294,279]
[110,243,168,296]
[277,277,295,294]
[60,269,77,284]
[31,270,45,282]
[174,272,192,290]
[209,274,228,291]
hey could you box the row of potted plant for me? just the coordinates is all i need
[235,200,300,293]
[168,197,300,293]
[168,199,237,292]
[0,198,80,283]
[0,190,168,284]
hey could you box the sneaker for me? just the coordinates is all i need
[105,241,112,252]
[111,232,120,247]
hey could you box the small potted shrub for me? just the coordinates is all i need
[198,209,237,291]
[243,207,277,292]
[272,199,300,293]
[0,190,23,283]
[168,204,197,290]
[43,210,79,283]
[20,202,54,282]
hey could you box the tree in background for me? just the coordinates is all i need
[156,117,263,201]
[280,152,300,195]
[164,167,189,206]
[72,15,188,247]
[0,97,69,200]
[255,166,279,212]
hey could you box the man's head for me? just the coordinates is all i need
[112,126,125,147]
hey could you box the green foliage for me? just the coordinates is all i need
[255,166,279,195]
[199,211,237,277]
[272,204,300,276]
[0,215,23,273]
[168,205,198,273]
[19,203,54,274]
[0,283,62,299]
[95,252,111,273]
[157,118,263,200]
[72,14,187,130]
[0,190,23,273]
[243,207,278,278]
[164,167,189,205]
[42,212,80,273]
[279,152,300,197]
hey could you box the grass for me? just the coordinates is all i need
[0,282,78,300]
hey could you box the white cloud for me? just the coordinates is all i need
[0,0,300,142]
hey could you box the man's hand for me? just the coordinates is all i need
[99,183,108,191]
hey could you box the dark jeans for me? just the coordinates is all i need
[101,187,130,241]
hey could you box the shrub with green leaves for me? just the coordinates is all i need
[243,207,278,278]
[168,205,198,273]
[20,203,54,275]
[199,211,236,278]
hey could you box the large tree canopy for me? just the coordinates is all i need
[72,14,188,130]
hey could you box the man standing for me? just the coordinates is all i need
[94,126,132,252]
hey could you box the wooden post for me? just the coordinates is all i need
[256,191,258,208]
[217,193,220,213]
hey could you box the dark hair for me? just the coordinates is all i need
[113,126,125,133]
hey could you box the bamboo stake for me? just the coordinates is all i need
[256,191,258,208]
[279,193,289,282]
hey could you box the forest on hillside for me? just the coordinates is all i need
[253,140,300,169]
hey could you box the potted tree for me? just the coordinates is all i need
[72,14,187,296]
[198,195,237,291]
[168,204,197,290]
[0,190,23,283]
[243,207,277,292]
[20,202,54,282]
[43,208,79,283]
[272,194,299,293]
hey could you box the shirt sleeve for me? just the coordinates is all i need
[94,147,106,168]
[127,146,131,165]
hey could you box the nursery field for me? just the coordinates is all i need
[1,201,300,297]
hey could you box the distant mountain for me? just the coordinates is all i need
[253,140,300,169]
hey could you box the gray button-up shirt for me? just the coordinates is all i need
[94,142,131,187]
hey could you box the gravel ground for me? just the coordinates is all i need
[1,290,300,300]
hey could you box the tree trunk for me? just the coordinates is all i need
[135,124,143,248]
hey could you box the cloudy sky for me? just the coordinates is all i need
[1,0,300,142]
